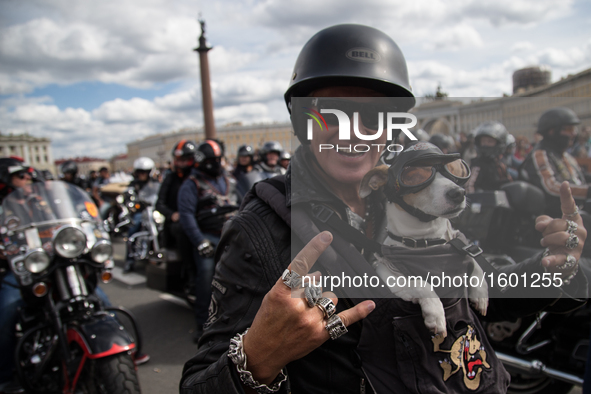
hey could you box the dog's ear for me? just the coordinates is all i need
[360,165,389,198]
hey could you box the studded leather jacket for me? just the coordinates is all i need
[179,147,587,394]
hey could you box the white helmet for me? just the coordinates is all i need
[133,157,155,172]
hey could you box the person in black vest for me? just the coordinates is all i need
[60,161,86,189]
[155,140,196,266]
[177,140,239,342]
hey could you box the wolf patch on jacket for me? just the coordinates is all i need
[432,324,491,390]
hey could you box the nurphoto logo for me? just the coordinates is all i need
[304,102,417,153]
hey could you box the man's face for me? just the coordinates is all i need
[175,157,193,169]
[560,125,577,145]
[478,136,497,148]
[238,156,251,166]
[11,171,32,191]
[266,152,279,167]
[100,170,109,179]
[136,170,149,181]
[308,86,387,186]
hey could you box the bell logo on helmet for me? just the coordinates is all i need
[346,48,381,63]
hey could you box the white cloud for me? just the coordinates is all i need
[0,0,587,160]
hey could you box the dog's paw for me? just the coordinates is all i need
[470,297,489,316]
[419,298,447,338]
[468,286,489,316]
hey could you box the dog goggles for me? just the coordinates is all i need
[309,98,398,130]
[400,159,471,188]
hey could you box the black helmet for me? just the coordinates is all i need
[172,140,198,159]
[260,141,283,156]
[285,24,415,145]
[195,140,224,177]
[537,107,580,136]
[428,133,455,153]
[238,144,254,157]
[61,160,78,176]
[285,24,414,108]
[473,121,508,158]
[279,151,291,161]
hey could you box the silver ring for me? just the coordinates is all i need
[325,315,348,340]
[304,285,322,308]
[316,297,336,319]
[563,207,580,219]
[281,269,301,289]
[557,254,577,270]
[566,220,578,234]
[566,234,579,250]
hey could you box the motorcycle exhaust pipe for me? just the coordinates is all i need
[496,352,583,386]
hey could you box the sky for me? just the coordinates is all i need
[0,0,590,160]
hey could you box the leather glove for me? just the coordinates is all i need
[197,239,215,258]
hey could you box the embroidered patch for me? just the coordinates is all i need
[432,324,491,390]
[212,279,227,294]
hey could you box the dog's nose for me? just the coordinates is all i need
[446,188,465,204]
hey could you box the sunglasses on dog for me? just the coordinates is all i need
[311,98,397,130]
[400,159,471,187]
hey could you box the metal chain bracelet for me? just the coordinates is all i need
[228,328,288,394]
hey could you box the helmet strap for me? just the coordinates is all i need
[390,195,438,222]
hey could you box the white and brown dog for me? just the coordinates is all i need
[360,142,488,338]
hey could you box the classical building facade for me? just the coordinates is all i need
[412,67,591,140]
[0,133,55,174]
[126,123,294,168]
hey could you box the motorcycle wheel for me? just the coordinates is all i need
[508,373,573,394]
[80,352,141,394]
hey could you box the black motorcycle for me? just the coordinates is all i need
[1,181,141,394]
[453,181,588,393]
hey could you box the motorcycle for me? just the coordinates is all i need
[453,181,589,393]
[0,181,141,394]
[102,182,165,265]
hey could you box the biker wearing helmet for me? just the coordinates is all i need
[428,133,455,154]
[253,141,286,177]
[124,157,160,273]
[177,139,239,342]
[232,144,255,198]
[520,107,589,218]
[279,150,291,170]
[156,140,197,250]
[60,160,86,189]
[465,121,513,193]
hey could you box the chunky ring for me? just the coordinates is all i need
[281,269,302,289]
[563,206,580,219]
[566,220,578,234]
[565,233,579,250]
[316,297,336,319]
[325,315,348,340]
[304,285,322,308]
[557,254,577,270]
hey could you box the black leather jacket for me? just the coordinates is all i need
[180,147,587,394]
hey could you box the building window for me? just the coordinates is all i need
[44,155,48,163]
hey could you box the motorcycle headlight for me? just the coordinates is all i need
[24,249,51,273]
[53,226,87,258]
[153,210,165,224]
[91,240,113,263]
